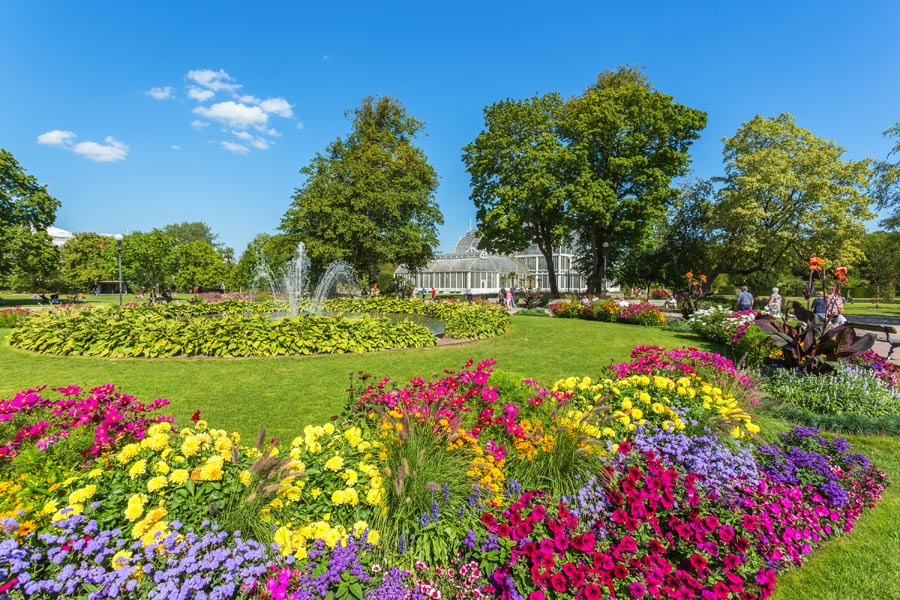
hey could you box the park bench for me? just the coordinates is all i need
[847,321,900,360]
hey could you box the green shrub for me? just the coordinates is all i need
[8,307,436,357]
[324,297,510,340]
[0,307,31,328]
[733,326,775,368]
[764,367,900,418]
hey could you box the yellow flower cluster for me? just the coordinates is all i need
[553,374,760,442]
[281,423,386,527]
[273,519,379,560]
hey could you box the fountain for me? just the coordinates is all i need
[252,242,360,317]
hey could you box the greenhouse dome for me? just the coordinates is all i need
[395,229,588,295]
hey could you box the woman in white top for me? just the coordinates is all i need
[767,287,782,317]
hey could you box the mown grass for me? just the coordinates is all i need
[0,317,707,441]
[0,315,897,599]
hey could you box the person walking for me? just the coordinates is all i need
[811,291,827,320]
[766,287,783,317]
[498,288,505,305]
[505,288,514,310]
[735,286,754,311]
[826,287,846,325]
[431,287,436,301]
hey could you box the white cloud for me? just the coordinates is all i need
[147,86,175,100]
[193,101,268,129]
[177,68,296,154]
[187,69,241,92]
[38,131,128,162]
[187,87,215,102]
[37,130,77,146]
[171,144,181,151]
[259,97,293,117]
[296,122,304,131]
[220,141,250,154]
[72,137,129,162]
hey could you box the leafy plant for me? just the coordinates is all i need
[755,301,874,373]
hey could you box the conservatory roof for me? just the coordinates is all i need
[397,253,529,274]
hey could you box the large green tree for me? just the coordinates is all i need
[859,230,900,306]
[232,233,296,290]
[122,230,177,292]
[280,96,443,281]
[462,93,576,296]
[707,113,873,285]
[0,149,61,287]
[564,67,707,292]
[59,233,119,290]
[170,240,232,292]
[873,123,900,230]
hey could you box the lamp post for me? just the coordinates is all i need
[113,234,124,306]
[602,241,609,297]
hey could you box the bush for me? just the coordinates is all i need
[9,307,437,357]
[617,302,666,326]
[0,306,32,328]
[764,366,900,418]
[547,300,582,318]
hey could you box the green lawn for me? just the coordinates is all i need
[0,315,897,599]
[0,317,708,441]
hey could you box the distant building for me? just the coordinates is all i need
[47,226,76,247]
[394,229,591,294]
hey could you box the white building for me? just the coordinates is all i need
[395,229,589,294]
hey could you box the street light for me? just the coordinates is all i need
[602,241,609,297]
[113,234,124,306]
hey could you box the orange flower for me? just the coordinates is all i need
[809,255,825,271]
[835,266,848,282]
[700,275,708,284]
[686,271,694,280]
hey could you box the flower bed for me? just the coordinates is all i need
[548,300,666,326]
[0,350,887,599]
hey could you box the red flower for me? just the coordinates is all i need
[583,584,603,600]
[496,524,511,537]
[191,410,201,423]
[613,564,629,579]
[531,504,546,522]
[689,554,707,572]
[550,573,568,593]
[528,592,546,600]
[481,513,497,530]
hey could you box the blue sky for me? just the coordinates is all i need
[2,0,899,255]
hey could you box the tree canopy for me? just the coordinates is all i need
[0,149,61,287]
[564,67,707,292]
[706,113,873,285]
[873,123,900,230]
[280,96,443,280]
[462,93,576,296]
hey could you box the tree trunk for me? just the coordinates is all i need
[537,242,560,297]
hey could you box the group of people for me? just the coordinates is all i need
[736,285,847,324]
[498,288,516,309]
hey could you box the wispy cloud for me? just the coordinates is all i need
[147,86,175,100]
[37,130,77,146]
[37,130,129,162]
[171,144,181,151]
[193,101,268,129]
[220,141,250,154]
[187,69,241,92]
[148,68,296,154]
[187,87,215,102]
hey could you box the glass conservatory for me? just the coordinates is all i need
[395,230,588,294]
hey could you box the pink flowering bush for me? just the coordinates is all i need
[617,303,667,326]
[0,384,173,471]
[0,307,31,328]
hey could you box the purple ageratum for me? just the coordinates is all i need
[0,514,283,599]
[632,427,759,501]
